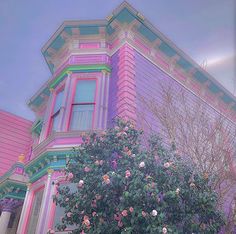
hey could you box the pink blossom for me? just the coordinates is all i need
[124,126,129,131]
[114,213,121,221]
[105,178,110,184]
[67,212,72,218]
[91,200,97,208]
[78,180,84,188]
[124,146,129,152]
[103,174,110,184]
[164,162,170,168]
[121,210,128,217]
[125,170,131,178]
[83,219,90,227]
[95,160,100,166]
[176,188,180,195]
[151,209,158,216]
[142,211,147,217]
[95,194,102,200]
[65,197,69,202]
[92,211,97,217]
[48,229,55,234]
[139,162,145,168]
[162,227,168,234]
[118,221,123,227]
[84,167,91,172]
[68,172,74,180]
[129,207,134,213]
[99,160,104,165]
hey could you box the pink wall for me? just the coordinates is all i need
[0,110,32,176]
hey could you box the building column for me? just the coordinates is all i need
[35,168,54,234]
[0,211,11,234]
[0,198,23,234]
[103,71,110,129]
[16,183,32,234]
[61,71,73,131]
[39,88,55,142]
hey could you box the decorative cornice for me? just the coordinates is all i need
[30,1,236,117]
[0,180,27,200]
[25,149,74,183]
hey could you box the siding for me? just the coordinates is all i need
[0,110,32,176]
[134,51,236,140]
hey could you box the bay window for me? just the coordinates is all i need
[70,80,96,130]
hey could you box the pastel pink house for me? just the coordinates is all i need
[0,2,235,233]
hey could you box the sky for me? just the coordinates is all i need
[0,0,235,120]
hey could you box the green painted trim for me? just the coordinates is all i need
[2,194,26,200]
[222,94,234,104]
[25,150,72,173]
[29,165,65,183]
[49,64,111,89]
[29,166,49,183]
[26,149,76,183]
[0,180,27,200]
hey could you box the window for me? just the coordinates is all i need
[53,184,77,231]
[27,189,44,234]
[49,89,64,133]
[70,80,96,130]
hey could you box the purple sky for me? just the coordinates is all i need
[0,0,235,120]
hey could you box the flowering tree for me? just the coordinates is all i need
[138,84,236,231]
[53,120,224,234]
[138,84,236,200]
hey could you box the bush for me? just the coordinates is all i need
[53,119,225,234]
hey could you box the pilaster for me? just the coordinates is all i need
[60,71,73,131]
[35,169,54,234]
[116,44,136,123]
[16,183,32,234]
[39,88,55,142]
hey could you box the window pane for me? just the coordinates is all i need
[74,80,96,103]
[54,184,77,231]
[27,189,44,234]
[70,105,94,130]
[51,112,60,132]
[53,89,64,114]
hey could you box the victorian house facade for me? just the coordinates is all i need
[0,2,236,233]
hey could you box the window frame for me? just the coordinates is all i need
[25,185,45,234]
[68,78,97,131]
[47,86,65,135]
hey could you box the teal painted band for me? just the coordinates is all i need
[49,64,111,89]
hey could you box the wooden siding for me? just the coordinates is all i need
[134,51,236,139]
[0,110,32,176]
